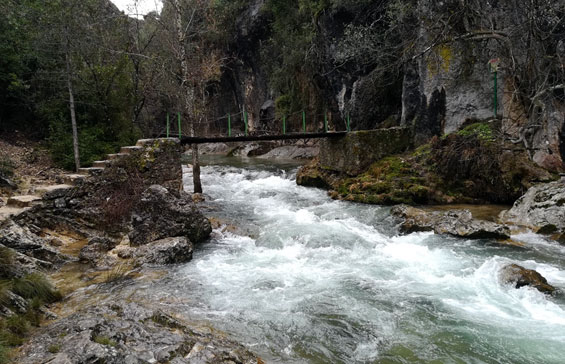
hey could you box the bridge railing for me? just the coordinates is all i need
[163,110,352,139]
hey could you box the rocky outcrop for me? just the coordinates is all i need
[18,301,260,364]
[0,220,68,266]
[318,128,412,176]
[15,138,183,233]
[499,264,556,294]
[134,237,193,265]
[129,185,211,246]
[501,180,565,239]
[391,205,510,240]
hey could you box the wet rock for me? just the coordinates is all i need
[391,205,510,239]
[129,185,211,246]
[501,181,565,237]
[499,264,556,294]
[0,220,68,266]
[259,145,319,160]
[228,142,278,157]
[17,301,260,364]
[78,237,119,265]
[135,237,193,265]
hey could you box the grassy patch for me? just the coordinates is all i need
[456,122,495,142]
[11,273,62,303]
[47,344,61,353]
[93,335,117,347]
[102,264,131,284]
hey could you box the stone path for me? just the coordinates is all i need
[0,138,176,222]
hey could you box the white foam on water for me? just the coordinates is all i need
[174,161,565,364]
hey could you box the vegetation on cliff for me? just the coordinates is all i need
[300,122,556,205]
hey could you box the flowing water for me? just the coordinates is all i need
[139,157,565,363]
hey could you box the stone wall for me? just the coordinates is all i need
[318,128,413,176]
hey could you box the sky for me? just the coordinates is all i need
[110,0,163,17]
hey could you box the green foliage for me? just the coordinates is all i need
[11,273,62,304]
[0,341,8,364]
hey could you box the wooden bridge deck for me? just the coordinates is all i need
[176,131,348,145]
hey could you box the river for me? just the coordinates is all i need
[137,156,565,363]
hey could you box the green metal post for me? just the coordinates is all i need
[302,110,306,134]
[347,114,351,132]
[244,110,248,136]
[283,115,286,135]
[324,112,328,133]
[177,112,181,138]
[494,71,498,118]
[166,113,170,138]
[228,113,231,137]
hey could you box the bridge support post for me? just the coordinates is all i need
[178,112,181,138]
[166,113,170,138]
[324,112,328,133]
[244,110,248,136]
[283,115,286,135]
[302,111,306,134]
[228,113,231,137]
[347,114,351,132]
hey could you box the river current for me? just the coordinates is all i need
[138,157,565,363]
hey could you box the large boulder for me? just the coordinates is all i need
[129,185,211,246]
[134,237,193,265]
[499,264,556,294]
[78,236,119,265]
[319,128,413,176]
[17,301,261,364]
[501,180,565,237]
[391,205,510,239]
[0,220,68,265]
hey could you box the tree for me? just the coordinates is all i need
[158,0,223,193]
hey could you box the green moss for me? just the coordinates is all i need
[48,344,61,353]
[456,122,495,142]
[93,335,117,347]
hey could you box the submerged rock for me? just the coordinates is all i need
[501,180,565,238]
[129,185,211,246]
[391,205,510,239]
[135,237,193,265]
[499,264,556,294]
[17,301,260,364]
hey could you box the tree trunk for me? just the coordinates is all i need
[65,44,80,172]
[192,144,202,193]
[173,0,202,193]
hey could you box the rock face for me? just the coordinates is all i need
[129,185,212,246]
[501,181,565,237]
[500,264,556,294]
[134,237,194,265]
[18,301,260,364]
[391,205,510,240]
[318,128,413,176]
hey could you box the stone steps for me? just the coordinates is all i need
[7,195,42,208]
[106,153,128,160]
[136,138,178,147]
[62,174,86,185]
[120,146,143,154]
[92,160,111,168]
[0,206,30,221]
[78,167,105,176]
